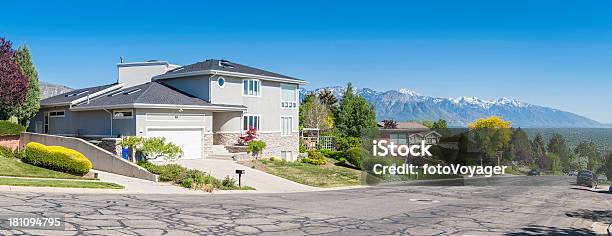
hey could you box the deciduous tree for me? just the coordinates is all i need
[0,38,28,119]
[468,116,512,165]
[13,45,40,126]
[574,141,602,172]
[301,94,333,131]
[431,119,451,137]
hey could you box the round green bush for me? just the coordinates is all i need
[23,142,92,176]
[301,150,327,165]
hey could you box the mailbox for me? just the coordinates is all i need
[235,169,245,187]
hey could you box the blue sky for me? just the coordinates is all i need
[2,0,611,123]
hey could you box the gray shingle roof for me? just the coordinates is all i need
[40,83,118,107]
[160,59,303,81]
[72,82,245,110]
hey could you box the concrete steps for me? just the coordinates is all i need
[208,145,246,160]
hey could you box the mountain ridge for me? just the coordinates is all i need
[300,86,605,128]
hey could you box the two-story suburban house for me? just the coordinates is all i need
[28,59,305,160]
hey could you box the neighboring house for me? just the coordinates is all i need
[377,121,442,145]
[28,59,305,160]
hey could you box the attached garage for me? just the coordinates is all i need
[146,128,204,159]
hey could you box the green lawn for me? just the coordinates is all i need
[0,155,92,179]
[0,177,124,189]
[244,158,363,188]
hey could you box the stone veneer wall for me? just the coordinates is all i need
[203,133,213,157]
[258,133,299,159]
[213,133,241,146]
[213,132,299,160]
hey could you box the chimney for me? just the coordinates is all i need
[117,60,173,88]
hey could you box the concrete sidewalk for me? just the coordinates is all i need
[178,159,322,193]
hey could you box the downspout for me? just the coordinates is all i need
[103,109,113,137]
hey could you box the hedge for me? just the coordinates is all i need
[23,142,92,176]
[0,120,25,136]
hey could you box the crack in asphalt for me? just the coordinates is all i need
[0,179,609,235]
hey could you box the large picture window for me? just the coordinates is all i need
[243,115,261,131]
[243,79,261,96]
[280,83,297,108]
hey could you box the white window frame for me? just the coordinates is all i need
[113,109,134,119]
[280,83,298,109]
[242,114,261,131]
[217,76,226,88]
[242,79,261,97]
[48,110,65,118]
[281,151,294,161]
[280,116,293,136]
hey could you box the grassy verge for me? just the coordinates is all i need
[242,158,363,188]
[0,155,93,179]
[0,177,123,189]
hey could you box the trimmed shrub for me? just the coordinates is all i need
[345,147,363,169]
[301,150,327,165]
[0,120,25,136]
[23,142,92,175]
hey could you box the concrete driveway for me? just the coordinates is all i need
[178,159,321,193]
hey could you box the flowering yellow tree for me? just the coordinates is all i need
[468,116,512,165]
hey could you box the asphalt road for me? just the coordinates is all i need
[0,176,610,235]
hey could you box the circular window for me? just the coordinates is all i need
[217,77,226,88]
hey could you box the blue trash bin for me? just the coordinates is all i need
[121,147,129,160]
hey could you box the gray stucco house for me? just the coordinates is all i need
[28,59,305,160]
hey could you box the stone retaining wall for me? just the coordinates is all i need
[0,135,20,150]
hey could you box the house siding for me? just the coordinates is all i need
[29,107,136,137]
[161,75,211,102]
[209,75,299,133]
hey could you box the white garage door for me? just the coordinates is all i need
[146,128,203,159]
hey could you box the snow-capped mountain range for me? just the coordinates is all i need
[300,86,605,128]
